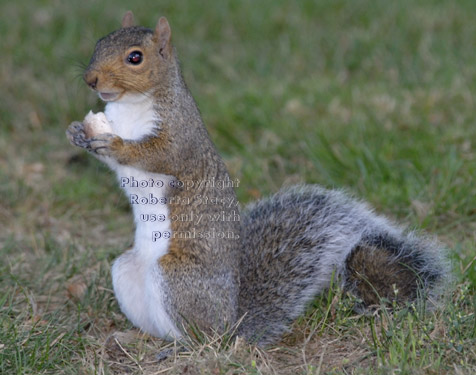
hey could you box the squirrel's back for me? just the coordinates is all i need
[238,186,447,345]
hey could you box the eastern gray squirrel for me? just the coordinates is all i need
[67,12,448,346]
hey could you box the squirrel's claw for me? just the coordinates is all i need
[89,133,124,157]
[66,121,90,150]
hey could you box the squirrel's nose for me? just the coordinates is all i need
[83,71,98,90]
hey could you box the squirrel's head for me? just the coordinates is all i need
[83,11,174,102]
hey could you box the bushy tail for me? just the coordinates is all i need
[237,186,448,346]
[344,232,445,307]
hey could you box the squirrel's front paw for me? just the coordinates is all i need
[66,121,90,149]
[89,133,124,157]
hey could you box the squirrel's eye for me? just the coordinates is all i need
[127,51,143,65]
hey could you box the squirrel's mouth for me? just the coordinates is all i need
[98,92,120,102]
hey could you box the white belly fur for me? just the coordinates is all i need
[92,94,181,340]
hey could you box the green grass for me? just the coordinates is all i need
[1,0,475,373]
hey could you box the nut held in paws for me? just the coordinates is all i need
[83,111,113,139]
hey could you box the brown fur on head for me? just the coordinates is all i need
[83,13,174,102]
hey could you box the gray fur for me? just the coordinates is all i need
[237,185,448,345]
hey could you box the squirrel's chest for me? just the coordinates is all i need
[104,97,159,140]
[104,98,174,258]
[105,98,180,338]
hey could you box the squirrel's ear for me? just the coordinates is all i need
[155,17,172,58]
[121,11,135,28]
